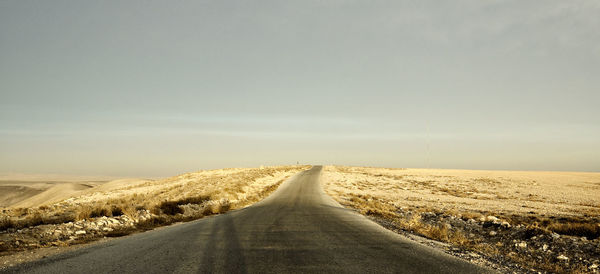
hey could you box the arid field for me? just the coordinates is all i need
[322,166,600,273]
[2,165,599,272]
[0,165,308,265]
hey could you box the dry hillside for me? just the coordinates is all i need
[0,165,308,259]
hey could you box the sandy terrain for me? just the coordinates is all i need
[0,179,151,209]
[322,166,600,273]
[0,173,123,209]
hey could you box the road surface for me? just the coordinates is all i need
[4,166,490,273]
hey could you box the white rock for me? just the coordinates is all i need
[542,244,548,251]
[516,241,527,248]
[489,231,497,236]
[557,254,569,261]
[102,227,113,232]
[75,230,86,235]
[486,216,499,222]
[501,221,511,228]
[590,264,598,269]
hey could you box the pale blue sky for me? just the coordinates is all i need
[1,1,599,176]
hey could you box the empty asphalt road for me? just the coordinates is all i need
[4,166,490,273]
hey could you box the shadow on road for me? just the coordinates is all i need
[199,213,247,274]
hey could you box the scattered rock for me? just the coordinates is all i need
[557,255,569,261]
[516,241,527,248]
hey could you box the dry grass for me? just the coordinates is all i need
[0,166,309,259]
[547,222,600,239]
[322,165,600,273]
[323,166,600,224]
[1,166,308,233]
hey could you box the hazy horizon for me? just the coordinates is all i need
[2,1,599,177]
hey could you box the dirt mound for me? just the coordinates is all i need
[0,185,45,208]
[12,183,95,208]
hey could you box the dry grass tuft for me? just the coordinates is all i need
[155,196,211,215]
[547,222,600,239]
[0,211,76,230]
[158,201,184,215]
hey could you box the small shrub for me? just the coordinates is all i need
[0,243,7,252]
[201,205,213,216]
[111,206,123,216]
[178,196,210,205]
[158,201,184,215]
[122,205,139,218]
[0,216,14,231]
[90,206,111,218]
[427,224,449,242]
[406,214,424,231]
[76,206,93,220]
[25,213,44,227]
[155,196,211,216]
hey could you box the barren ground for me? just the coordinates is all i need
[322,166,600,273]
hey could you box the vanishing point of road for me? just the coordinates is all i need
[5,166,490,273]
